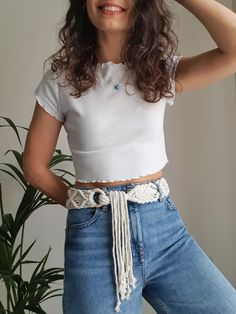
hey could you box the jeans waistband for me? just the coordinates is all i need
[74,176,167,199]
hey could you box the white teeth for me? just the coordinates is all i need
[101,6,123,12]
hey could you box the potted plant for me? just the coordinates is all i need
[0,116,74,313]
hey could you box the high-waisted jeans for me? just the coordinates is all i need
[62,178,236,313]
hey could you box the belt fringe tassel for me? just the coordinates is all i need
[110,190,137,312]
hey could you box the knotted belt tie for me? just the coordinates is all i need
[65,177,170,312]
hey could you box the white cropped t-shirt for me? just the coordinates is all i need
[34,55,182,183]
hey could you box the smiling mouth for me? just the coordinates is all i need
[97,5,127,14]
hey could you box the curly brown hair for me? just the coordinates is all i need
[43,0,182,103]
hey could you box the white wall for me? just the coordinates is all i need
[0,0,235,313]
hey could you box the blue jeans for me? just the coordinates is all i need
[62,178,236,313]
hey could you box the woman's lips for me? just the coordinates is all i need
[97,6,126,15]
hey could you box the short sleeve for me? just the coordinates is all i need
[34,68,65,122]
[165,54,183,106]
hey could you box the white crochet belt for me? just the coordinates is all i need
[65,176,170,312]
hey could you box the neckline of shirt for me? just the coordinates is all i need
[96,61,128,81]
[97,61,126,68]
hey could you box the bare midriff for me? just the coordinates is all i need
[74,168,164,189]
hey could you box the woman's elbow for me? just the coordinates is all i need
[22,155,47,184]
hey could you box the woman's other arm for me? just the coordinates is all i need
[23,101,69,208]
[174,0,236,94]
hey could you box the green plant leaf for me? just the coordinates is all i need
[14,186,39,232]
[0,183,4,220]
[12,239,37,272]
[0,270,18,288]
[24,305,46,314]
[0,163,27,188]
[52,168,75,177]
[11,243,22,266]
[49,154,72,168]
[12,273,23,284]
[0,240,12,270]
[54,149,62,154]
[3,214,15,239]
[38,288,62,301]
[0,124,28,132]
[20,260,40,264]
[4,150,23,171]
[0,228,12,246]
[32,269,64,283]
[33,285,49,303]
[0,235,11,248]
[0,116,23,148]
[40,292,63,303]
[0,169,25,190]
[12,297,28,313]
[30,247,52,281]
[0,300,5,313]
[0,116,73,312]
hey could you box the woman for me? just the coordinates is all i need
[23,0,236,313]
